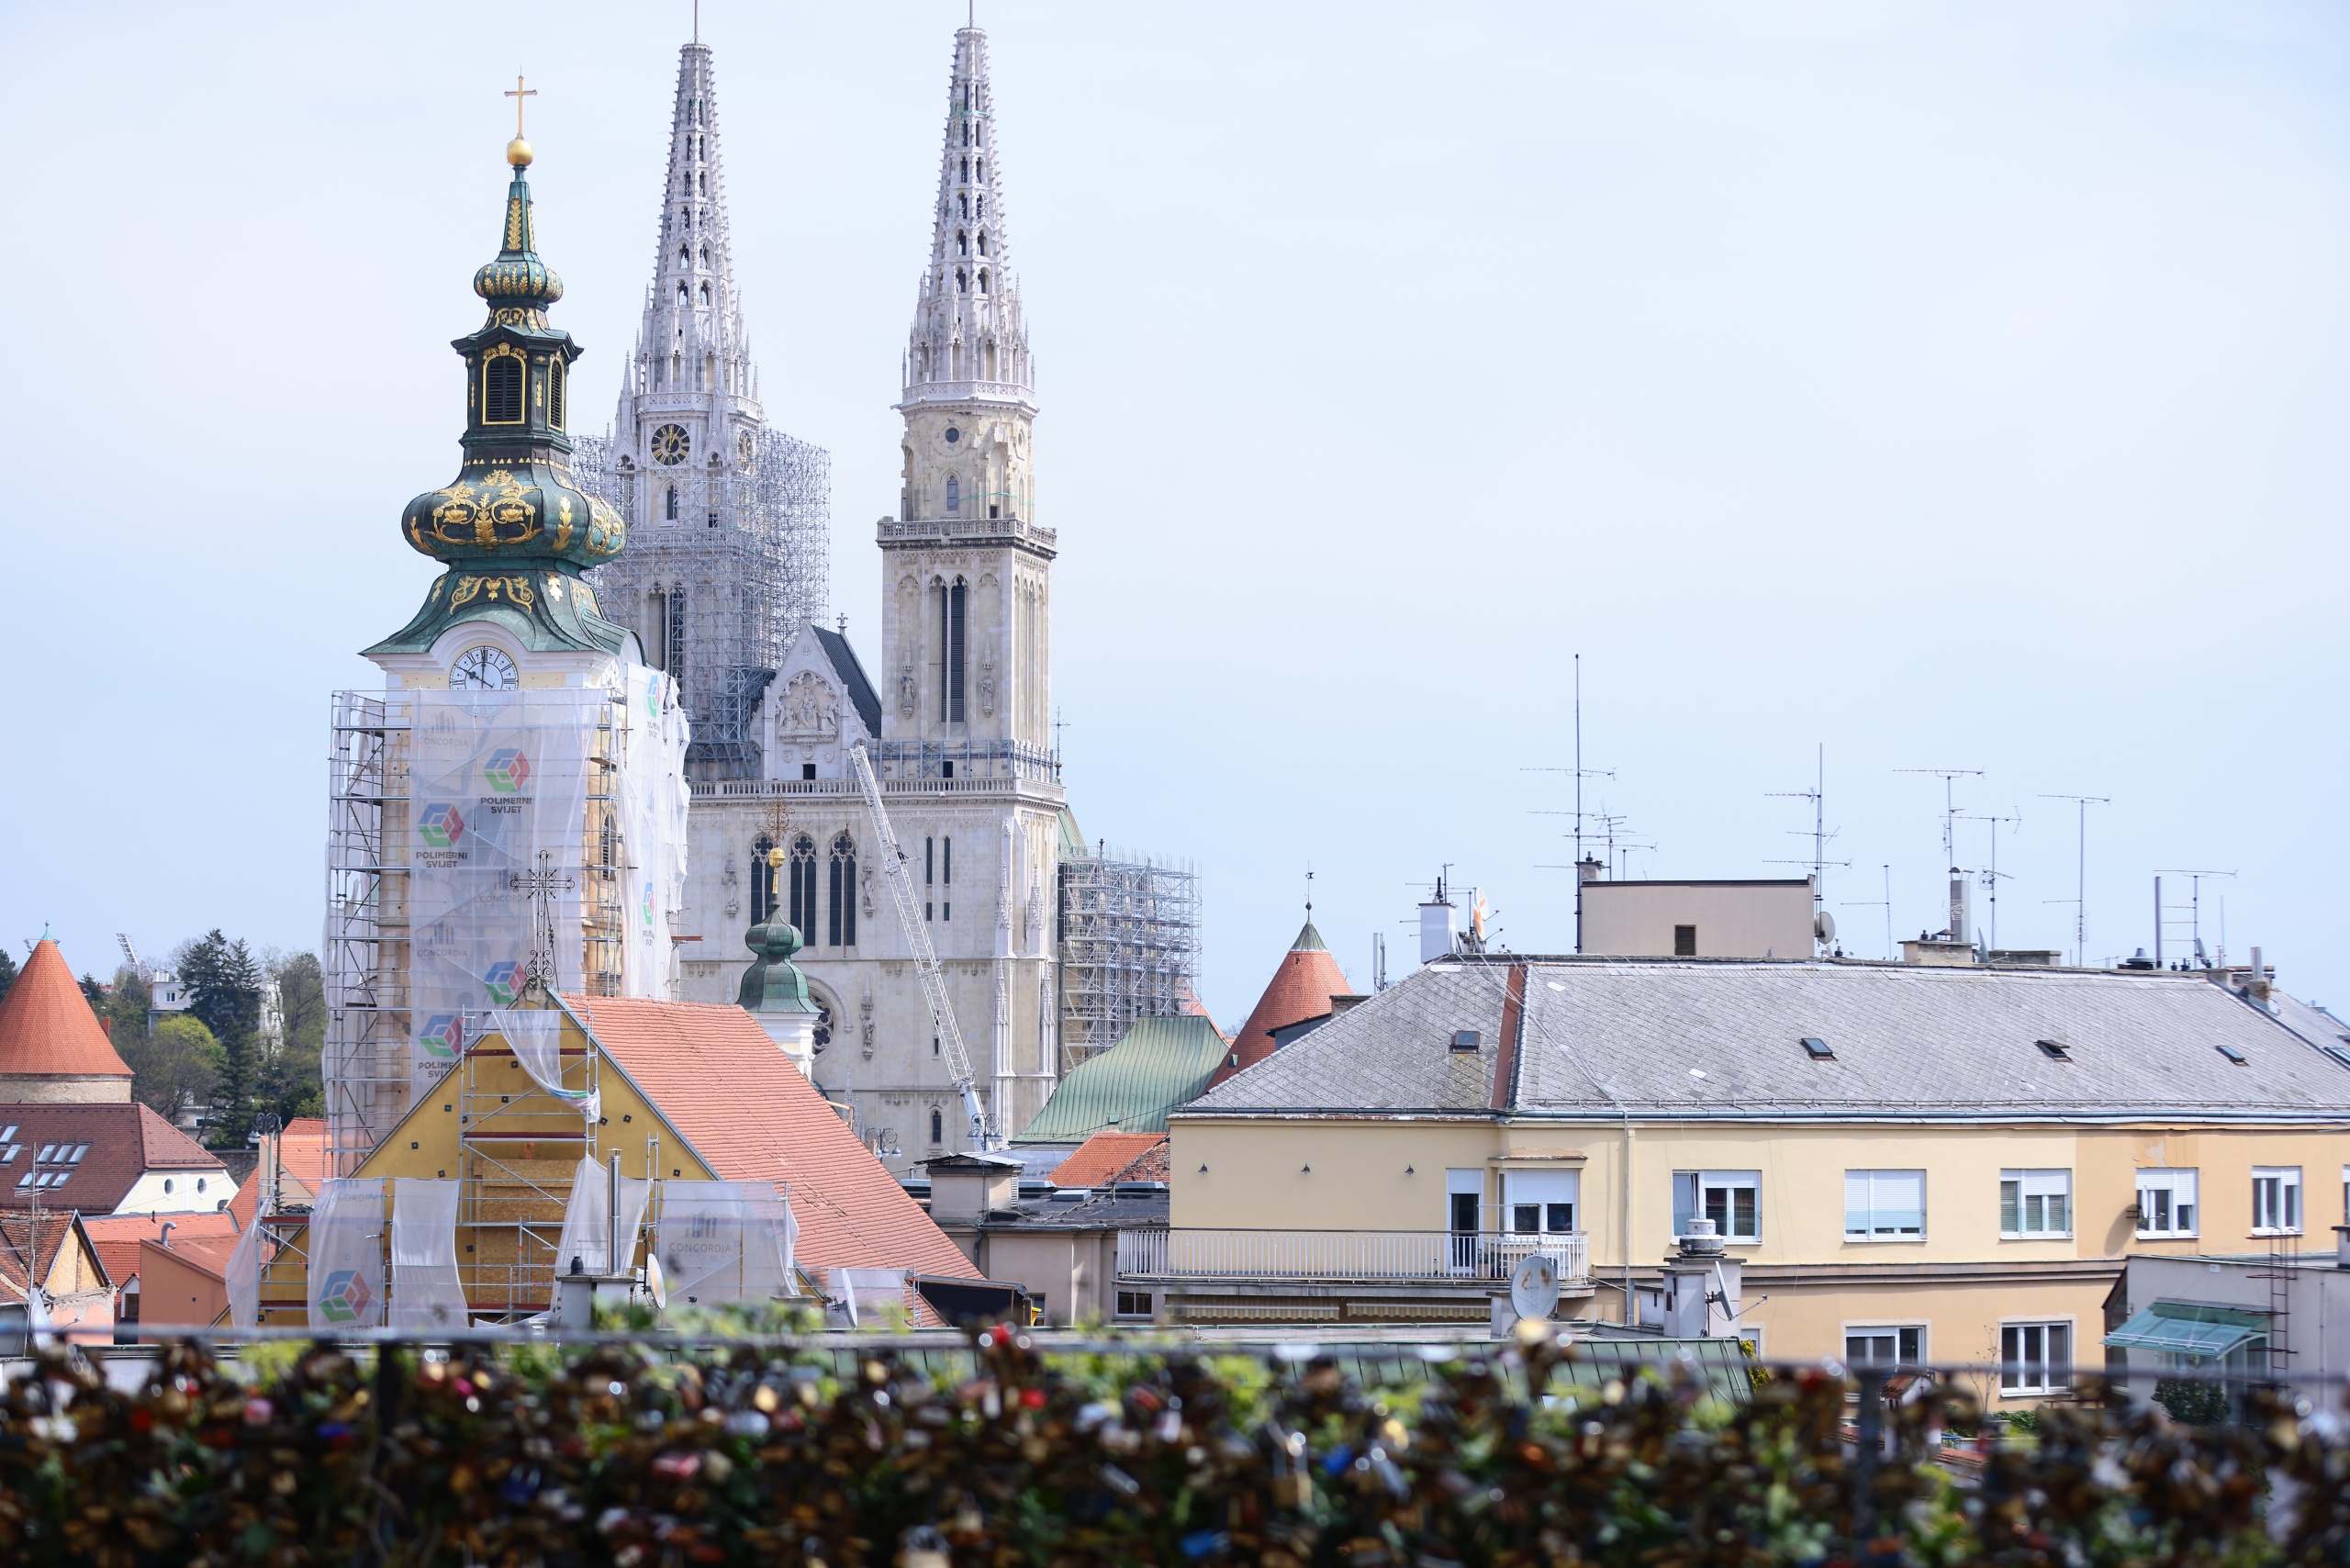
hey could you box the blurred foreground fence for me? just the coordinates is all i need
[2,1330,2347,1567]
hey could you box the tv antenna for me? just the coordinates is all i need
[2039,793,2109,967]
[1957,811,2021,951]
[2154,868,2234,969]
[1526,655,1615,946]
[1841,864,1894,960]
[1767,745,1850,946]
[1897,767,1983,872]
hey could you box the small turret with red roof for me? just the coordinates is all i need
[1212,921,1356,1087]
[0,941,134,1103]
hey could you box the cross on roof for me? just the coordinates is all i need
[505,73,537,140]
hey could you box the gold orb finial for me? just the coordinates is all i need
[507,136,534,167]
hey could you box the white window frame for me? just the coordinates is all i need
[1999,1319,2074,1395]
[1843,1323,1926,1370]
[2135,1168,2199,1238]
[1843,1169,1927,1242]
[1502,1169,1581,1236]
[2251,1166,2302,1236]
[1672,1170,1761,1241]
[2000,1168,2073,1238]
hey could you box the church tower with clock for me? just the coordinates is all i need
[580,39,832,782]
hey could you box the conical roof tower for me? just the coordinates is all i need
[584,36,833,780]
[1214,920,1355,1086]
[0,941,134,1101]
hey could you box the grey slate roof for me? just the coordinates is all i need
[1182,958,2350,1124]
[813,627,883,738]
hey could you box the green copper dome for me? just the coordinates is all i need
[366,143,632,661]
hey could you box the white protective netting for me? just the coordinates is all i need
[554,1157,655,1279]
[306,1178,386,1329]
[654,1181,800,1306]
[388,1178,471,1331]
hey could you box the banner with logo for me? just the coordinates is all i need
[306,1178,386,1329]
[406,689,599,1085]
[553,1157,654,1279]
[616,667,692,999]
[654,1181,799,1305]
[387,1178,471,1331]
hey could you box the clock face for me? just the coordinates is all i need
[452,644,520,691]
[737,429,755,467]
[650,424,691,466]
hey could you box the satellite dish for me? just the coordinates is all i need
[644,1251,668,1312]
[1509,1252,1560,1322]
[1815,912,1837,942]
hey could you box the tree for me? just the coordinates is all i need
[259,949,327,1123]
[119,1013,225,1126]
[79,973,106,1013]
[103,967,151,1053]
[174,931,262,1144]
[0,946,16,1007]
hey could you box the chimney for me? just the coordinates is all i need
[1418,873,1458,964]
[1948,868,1970,943]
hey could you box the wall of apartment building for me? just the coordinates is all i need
[1577,880,1816,958]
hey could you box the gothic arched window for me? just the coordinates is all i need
[665,486,679,522]
[789,834,818,937]
[959,157,968,185]
[976,160,984,182]
[929,1108,944,1145]
[978,230,988,256]
[976,196,984,221]
[751,835,777,924]
[678,245,689,266]
[957,230,968,255]
[699,246,709,266]
[955,269,967,294]
[945,475,959,513]
[666,586,688,697]
[828,834,857,947]
[677,283,688,304]
[977,269,988,294]
[699,282,711,305]
[940,577,967,722]
[483,353,523,423]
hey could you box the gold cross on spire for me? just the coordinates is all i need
[505,73,537,139]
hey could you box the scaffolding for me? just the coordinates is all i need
[1057,846,1202,1071]
[575,426,831,781]
[324,691,631,1178]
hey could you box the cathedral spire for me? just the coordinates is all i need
[902,25,1032,407]
[633,39,755,416]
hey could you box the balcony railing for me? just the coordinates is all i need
[1116,1229,1589,1283]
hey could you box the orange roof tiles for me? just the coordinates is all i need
[0,1103,229,1215]
[565,996,977,1283]
[228,1116,328,1231]
[1049,1132,1167,1189]
[1212,921,1354,1086]
[1108,1139,1171,1184]
[0,941,133,1085]
[84,1211,241,1290]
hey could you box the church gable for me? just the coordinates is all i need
[759,624,877,779]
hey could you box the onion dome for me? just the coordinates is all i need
[367,134,633,661]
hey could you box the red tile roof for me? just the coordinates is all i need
[1211,922,1354,1086]
[0,1103,229,1215]
[565,996,977,1283]
[228,1115,330,1230]
[84,1211,242,1291]
[0,1212,98,1302]
[0,941,133,1084]
[1108,1139,1171,1183]
[1049,1132,1167,1189]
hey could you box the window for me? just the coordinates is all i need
[828,834,857,947]
[942,835,952,921]
[483,353,523,422]
[1449,1030,1481,1052]
[1504,1170,1578,1235]
[957,230,968,255]
[2000,1169,2072,1238]
[800,763,815,781]
[1115,1290,1153,1319]
[12,1173,28,1189]
[666,486,678,521]
[789,835,817,936]
[37,1144,56,1162]
[939,579,967,721]
[1673,924,1697,957]
[929,1109,944,1145]
[2000,1320,2072,1394]
[925,835,935,921]
[2137,1168,2198,1237]
[2252,1167,2302,1234]
[71,1144,87,1163]
[2034,1038,2071,1061]
[1845,1327,1923,1370]
[751,834,777,924]
[946,473,961,512]
[666,586,688,699]
[162,1179,174,1194]
[0,1148,17,1165]
[1800,1036,1834,1060]
[1844,1170,1926,1240]
[1673,1170,1760,1240]
[547,355,565,428]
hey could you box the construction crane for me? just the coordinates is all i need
[847,742,992,1151]
[116,934,150,981]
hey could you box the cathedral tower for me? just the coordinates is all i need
[880,25,1051,756]
[585,39,832,780]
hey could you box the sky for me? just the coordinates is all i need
[2,2,2344,1027]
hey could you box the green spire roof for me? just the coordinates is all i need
[1291,921,1327,952]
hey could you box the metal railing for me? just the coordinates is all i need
[1118,1229,1590,1282]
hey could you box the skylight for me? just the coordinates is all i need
[2215,1043,2248,1066]
[1800,1036,1834,1060]
[2034,1038,2072,1061]
[2324,1045,2350,1070]
[1449,1030,1481,1052]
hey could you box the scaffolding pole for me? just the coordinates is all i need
[1056,847,1201,1071]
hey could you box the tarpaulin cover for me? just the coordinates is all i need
[554,1158,653,1278]
[224,1214,264,1329]
[388,1178,471,1331]
[307,1178,386,1329]
[655,1181,798,1305]
[406,690,599,1084]
[2104,1303,2266,1360]
[836,1268,908,1327]
[494,1009,599,1125]
[616,668,692,999]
